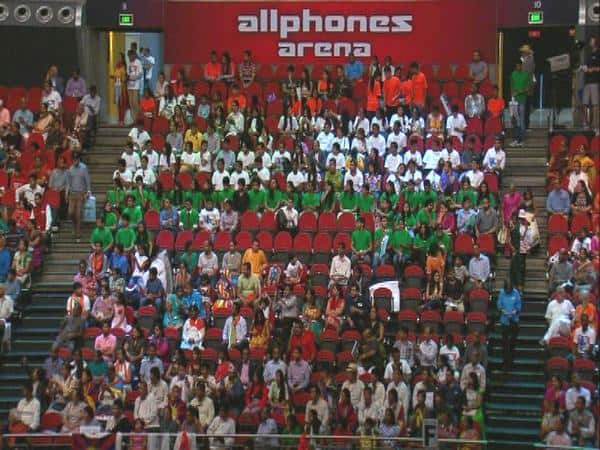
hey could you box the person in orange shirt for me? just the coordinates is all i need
[204,50,221,82]
[241,239,268,276]
[383,66,401,121]
[409,61,428,109]
[486,85,505,119]
[399,71,413,107]
[366,72,382,117]
[226,85,247,113]
[572,292,597,330]
[306,87,323,116]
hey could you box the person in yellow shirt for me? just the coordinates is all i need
[241,239,268,276]
[183,121,203,152]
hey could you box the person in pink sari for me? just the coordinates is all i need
[501,183,522,225]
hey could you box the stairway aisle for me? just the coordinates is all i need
[486,130,549,449]
[0,125,127,420]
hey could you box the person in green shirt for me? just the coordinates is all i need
[106,179,126,208]
[413,223,431,265]
[430,224,452,255]
[214,177,235,209]
[400,202,417,231]
[416,200,436,227]
[357,184,375,213]
[477,181,497,208]
[380,180,399,211]
[417,180,438,209]
[286,182,300,209]
[301,182,320,212]
[372,215,392,268]
[121,195,143,227]
[264,178,285,211]
[247,179,266,211]
[324,160,342,192]
[179,241,198,275]
[510,59,532,146]
[390,218,413,268]
[453,179,477,210]
[182,189,204,210]
[401,181,420,213]
[338,181,358,212]
[103,203,118,232]
[90,217,113,251]
[179,199,199,231]
[320,182,336,212]
[351,217,372,264]
[115,214,137,252]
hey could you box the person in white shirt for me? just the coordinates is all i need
[446,105,467,142]
[66,282,90,319]
[287,161,306,188]
[565,374,592,411]
[278,199,299,232]
[181,305,206,350]
[353,109,370,136]
[332,127,350,153]
[482,136,507,175]
[402,161,423,190]
[572,314,596,358]
[229,162,250,191]
[80,86,101,118]
[417,327,438,368]
[128,122,150,149]
[439,334,461,370]
[190,383,215,432]
[208,405,236,449]
[460,159,484,189]
[126,50,143,121]
[440,138,461,168]
[141,143,159,171]
[384,142,402,174]
[177,85,196,122]
[199,199,221,233]
[121,143,142,172]
[15,174,44,207]
[385,369,410,422]
[344,160,364,191]
[141,47,155,90]
[387,121,407,152]
[543,287,575,344]
[237,146,255,170]
[253,157,271,187]
[134,156,157,187]
[10,382,40,431]
[134,381,159,430]
[340,364,365,408]
[357,386,381,430]
[211,160,230,191]
[225,101,244,136]
[383,348,412,382]
[460,350,486,391]
[329,243,352,285]
[148,367,169,410]
[326,143,346,171]
[316,122,335,152]
[278,108,299,135]
[403,140,423,168]
[390,105,410,135]
[198,142,213,173]
[371,110,388,133]
[42,80,62,113]
[422,139,443,171]
[367,123,386,155]
[113,161,133,187]
[567,161,591,194]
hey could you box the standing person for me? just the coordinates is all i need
[67,153,91,242]
[112,52,128,125]
[581,36,599,133]
[510,60,532,147]
[519,44,535,130]
[127,50,143,123]
[497,279,521,371]
[141,47,155,92]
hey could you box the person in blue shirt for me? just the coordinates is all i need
[110,244,129,279]
[182,281,205,319]
[546,179,571,215]
[497,279,522,371]
[159,198,179,231]
[344,52,364,82]
[0,236,12,282]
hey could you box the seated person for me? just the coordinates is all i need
[181,305,205,350]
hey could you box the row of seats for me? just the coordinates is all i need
[549,133,600,155]
[0,85,43,113]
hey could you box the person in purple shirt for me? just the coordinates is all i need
[65,68,87,99]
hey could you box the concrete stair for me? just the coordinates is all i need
[486,130,548,449]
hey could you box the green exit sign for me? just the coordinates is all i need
[528,11,543,24]
[119,13,134,27]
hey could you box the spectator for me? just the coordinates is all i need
[464,83,485,118]
[510,59,533,146]
[445,105,466,142]
[497,279,521,370]
[469,50,489,82]
[542,286,575,344]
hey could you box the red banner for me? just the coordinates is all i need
[164,0,498,65]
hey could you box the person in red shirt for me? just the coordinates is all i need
[409,61,428,109]
[204,50,222,82]
[287,318,317,363]
[366,72,382,118]
[383,66,401,122]
[226,84,247,113]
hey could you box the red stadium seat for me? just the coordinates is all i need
[548,214,569,236]
[400,287,422,312]
[466,312,487,334]
[573,358,595,381]
[42,188,61,209]
[548,235,569,256]
[153,116,169,134]
[194,117,208,133]
[298,211,318,234]
[312,232,332,264]
[332,233,350,251]
[318,212,337,233]
[466,117,483,137]
[191,230,211,251]
[549,134,567,154]
[548,336,571,358]
[176,172,193,190]
[373,287,393,312]
[156,230,175,250]
[404,265,425,289]
[175,230,193,251]
[256,230,273,252]
[235,231,253,250]
[420,310,441,331]
[483,172,498,193]
[469,288,490,313]
[546,356,569,380]
[442,81,459,98]
[590,135,600,154]
[259,210,277,232]
[40,411,63,432]
[477,233,495,256]
[144,209,160,231]
[571,214,591,234]
[293,233,312,264]
[240,211,260,234]
[443,311,464,334]
[454,234,474,256]
[159,171,175,191]
[455,64,470,81]
[484,117,503,136]
[568,134,589,153]
[398,310,418,332]
[337,212,355,233]
[274,231,293,251]
[375,264,395,281]
[435,64,453,81]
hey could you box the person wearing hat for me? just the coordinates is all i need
[341,363,365,408]
[519,43,535,129]
[510,59,533,147]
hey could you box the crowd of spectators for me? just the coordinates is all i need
[542,133,599,448]
[4,48,535,449]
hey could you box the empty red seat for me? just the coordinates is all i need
[400,287,422,312]
[398,310,418,331]
[546,356,569,380]
[568,134,589,153]
[483,173,498,193]
[549,134,567,154]
[156,230,174,250]
[548,214,569,236]
[443,311,464,334]
[571,214,591,234]
[477,233,495,256]
[318,212,336,233]
[548,235,569,256]
[175,230,193,251]
[259,210,277,232]
[176,172,193,190]
[240,211,260,233]
[484,117,503,136]
[469,289,489,312]
[235,231,253,250]
[466,312,487,334]
[548,336,571,358]
[298,211,318,234]
[337,212,355,233]
[256,230,273,252]
[293,233,312,262]
[466,117,483,137]
[214,231,232,252]
[454,234,474,256]
[375,264,395,281]
[332,233,350,251]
